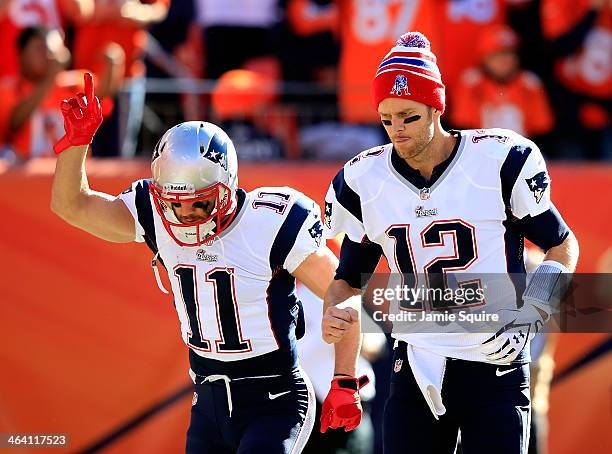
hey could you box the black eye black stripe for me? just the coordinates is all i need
[404,115,420,124]
[171,202,211,209]
[381,115,421,126]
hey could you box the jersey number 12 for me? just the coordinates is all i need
[386,219,480,310]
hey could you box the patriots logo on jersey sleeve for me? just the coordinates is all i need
[525,171,550,203]
[308,220,323,246]
[324,202,333,229]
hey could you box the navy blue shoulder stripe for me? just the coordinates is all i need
[336,235,383,289]
[332,168,363,223]
[134,179,158,253]
[500,144,532,207]
[270,195,312,270]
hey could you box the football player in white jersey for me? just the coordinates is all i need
[321,32,579,453]
[50,74,368,453]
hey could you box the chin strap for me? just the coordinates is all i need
[151,252,170,294]
[199,218,217,239]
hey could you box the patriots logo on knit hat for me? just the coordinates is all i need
[390,74,410,96]
[372,31,446,113]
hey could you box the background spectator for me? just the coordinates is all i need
[283,0,339,125]
[450,24,554,145]
[140,0,200,151]
[0,0,93,79]
[72,0,168,81]
[72,0,170,157]
[211,68,287,160]
[0,27,113,160]
[1,1,606,162]
[291,0,444,158]
[196,0,283,79]
[334,0,442,128]
[508,0,611,159]
[436,0,509,121]
[284,0,343,159]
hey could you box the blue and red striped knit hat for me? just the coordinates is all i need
[372,32,446,113]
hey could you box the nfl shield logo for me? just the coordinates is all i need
[420,188,431,200]
[394,359,403,373]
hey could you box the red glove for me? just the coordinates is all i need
[54,72,103,155]
[320,374,369,433]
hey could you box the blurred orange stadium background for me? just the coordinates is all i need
[0,159,610,453]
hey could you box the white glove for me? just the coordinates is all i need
[480,305,543,364]
[481,260,570,364]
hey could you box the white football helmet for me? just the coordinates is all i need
[149,121,238,246]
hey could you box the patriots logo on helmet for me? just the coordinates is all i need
[525,171,550,203]
[201,134,228,171]
[324,202,332,229]
[308,220,323,246]
[390,74,410,96]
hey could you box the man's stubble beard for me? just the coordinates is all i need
[395,136,430,161]
[395,118,435,162]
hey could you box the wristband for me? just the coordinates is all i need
[523,260,571,315]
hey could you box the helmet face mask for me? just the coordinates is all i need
[150,181,234,246]
[149,122,238,246]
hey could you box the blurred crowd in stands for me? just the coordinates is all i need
[0,0,609,164]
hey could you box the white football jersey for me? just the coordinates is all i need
[324,129,555,362]
[120,183,323,371]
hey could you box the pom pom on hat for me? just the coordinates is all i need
[395,32,432,49]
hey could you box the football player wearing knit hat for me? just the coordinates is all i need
[320,32,578,453]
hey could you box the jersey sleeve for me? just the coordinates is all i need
[502,141,552,220]
[501,139,570,250]
[271,193,324,274]
[117,179,149,243]
[323,167,366,243]
[517,203,570,251]
[336,236,384,289]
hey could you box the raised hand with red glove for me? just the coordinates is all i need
[320,374,369,433]
[54,72,103,155]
